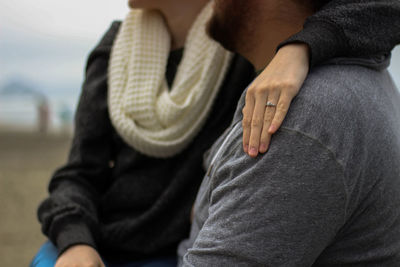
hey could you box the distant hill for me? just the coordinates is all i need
[0,78,45,99]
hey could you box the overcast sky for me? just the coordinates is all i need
[0,1,130,89]
[0,0,398,89]
[0,0,128,41]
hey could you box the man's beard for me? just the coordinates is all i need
[206,0,256,53]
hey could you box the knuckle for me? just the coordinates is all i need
[251,117,263,128]
[254,84,269,93]
[280,81,295,89]
[247,86,257,95]
[254,89,267,98]
[283,83,298,96]
[262,127,270,134]
[245,94,252,102]
[260,134,269,142]
[263,115,272,123]
[268,80,283,90]
[242,117,251,127]
[286,83,297,92]
[270,80,297,93]
[277,101,288,112]
[250,136,260,145]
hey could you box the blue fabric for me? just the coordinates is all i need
[30,242,58,267]
[30,242,177,267]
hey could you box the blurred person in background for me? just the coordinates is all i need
[37,96,50,133]
[31,0,400,266]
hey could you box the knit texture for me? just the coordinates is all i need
[37,22,255,260]
[277,0,400,66]
[108,3,233,158]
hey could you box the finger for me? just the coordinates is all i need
[268,92,292,134]
[248,91,268,157]
[242,90,256,153]
[259,93,280,153]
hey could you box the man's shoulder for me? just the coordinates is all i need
[279,56,399,168]
[301,55,392,105]
[283,57,398,137]
[299,59,388,113]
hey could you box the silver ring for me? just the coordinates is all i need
[266,101,277,108]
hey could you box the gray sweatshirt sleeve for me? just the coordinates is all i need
[183,129,348,267]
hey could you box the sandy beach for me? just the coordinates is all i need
[0,128,72,266]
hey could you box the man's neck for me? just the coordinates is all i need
[160,0,209,50]
[245,20,305,70]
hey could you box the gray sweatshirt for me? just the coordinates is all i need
[178,55,400,266]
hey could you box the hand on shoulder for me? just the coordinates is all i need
[242,43,310,157]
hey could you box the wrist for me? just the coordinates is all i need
[52,219,97,255]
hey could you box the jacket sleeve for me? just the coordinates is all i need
[37,21,121,255]
[182,130,348,266]
[278,0,400,66]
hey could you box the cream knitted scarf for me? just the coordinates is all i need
[108,3,233,158]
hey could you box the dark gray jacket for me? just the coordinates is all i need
[180,56,400,266]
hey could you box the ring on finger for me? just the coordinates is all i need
[266,101,277,108]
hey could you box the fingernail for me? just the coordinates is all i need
[259,143,267,152]
[249,147,258,156]
[269,125,277,133]
[244,144,249,152]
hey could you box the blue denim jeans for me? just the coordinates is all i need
[30,242,177,267]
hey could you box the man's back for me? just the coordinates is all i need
[287,56,400,265]
[179,56,400,266]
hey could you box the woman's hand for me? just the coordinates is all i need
[55,244,105,267]
[242,43,310,157]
